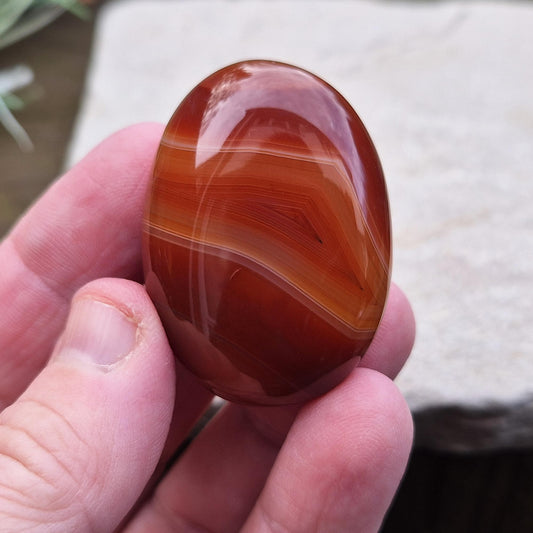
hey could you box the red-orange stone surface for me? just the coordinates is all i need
[143,60,391,405]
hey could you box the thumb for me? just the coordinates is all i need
[0,279,175,532]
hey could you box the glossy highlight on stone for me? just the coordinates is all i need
[143,60,391,405]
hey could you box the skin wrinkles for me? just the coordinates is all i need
[0,399,96,527]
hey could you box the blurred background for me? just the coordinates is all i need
[1,1,532,531]
[0,0,96,235]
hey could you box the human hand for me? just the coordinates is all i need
[0,123,415,532]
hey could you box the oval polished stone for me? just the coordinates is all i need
[143,60,391,405]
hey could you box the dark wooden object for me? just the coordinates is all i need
[382,449,533,532]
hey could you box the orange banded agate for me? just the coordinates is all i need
[143,60,391,405]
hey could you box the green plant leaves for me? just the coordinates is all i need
[0,0,34,37]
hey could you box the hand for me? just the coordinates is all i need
[0,123,415,532]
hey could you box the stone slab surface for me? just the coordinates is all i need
[68,0,533,451]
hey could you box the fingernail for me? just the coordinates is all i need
[56,297,138,368]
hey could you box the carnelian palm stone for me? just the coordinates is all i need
[143,60,391,405]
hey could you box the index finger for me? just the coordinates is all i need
[0,123,164,408]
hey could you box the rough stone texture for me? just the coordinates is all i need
[68,0,533,451]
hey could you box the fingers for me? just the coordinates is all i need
[0,278,180,532]
[124,367,412,533]
[0,123,164,408]
[242,369,413,533]
[123,402,293,532]
[123,284,415,532]
[123,280,415,532]
[360,282,416,378]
